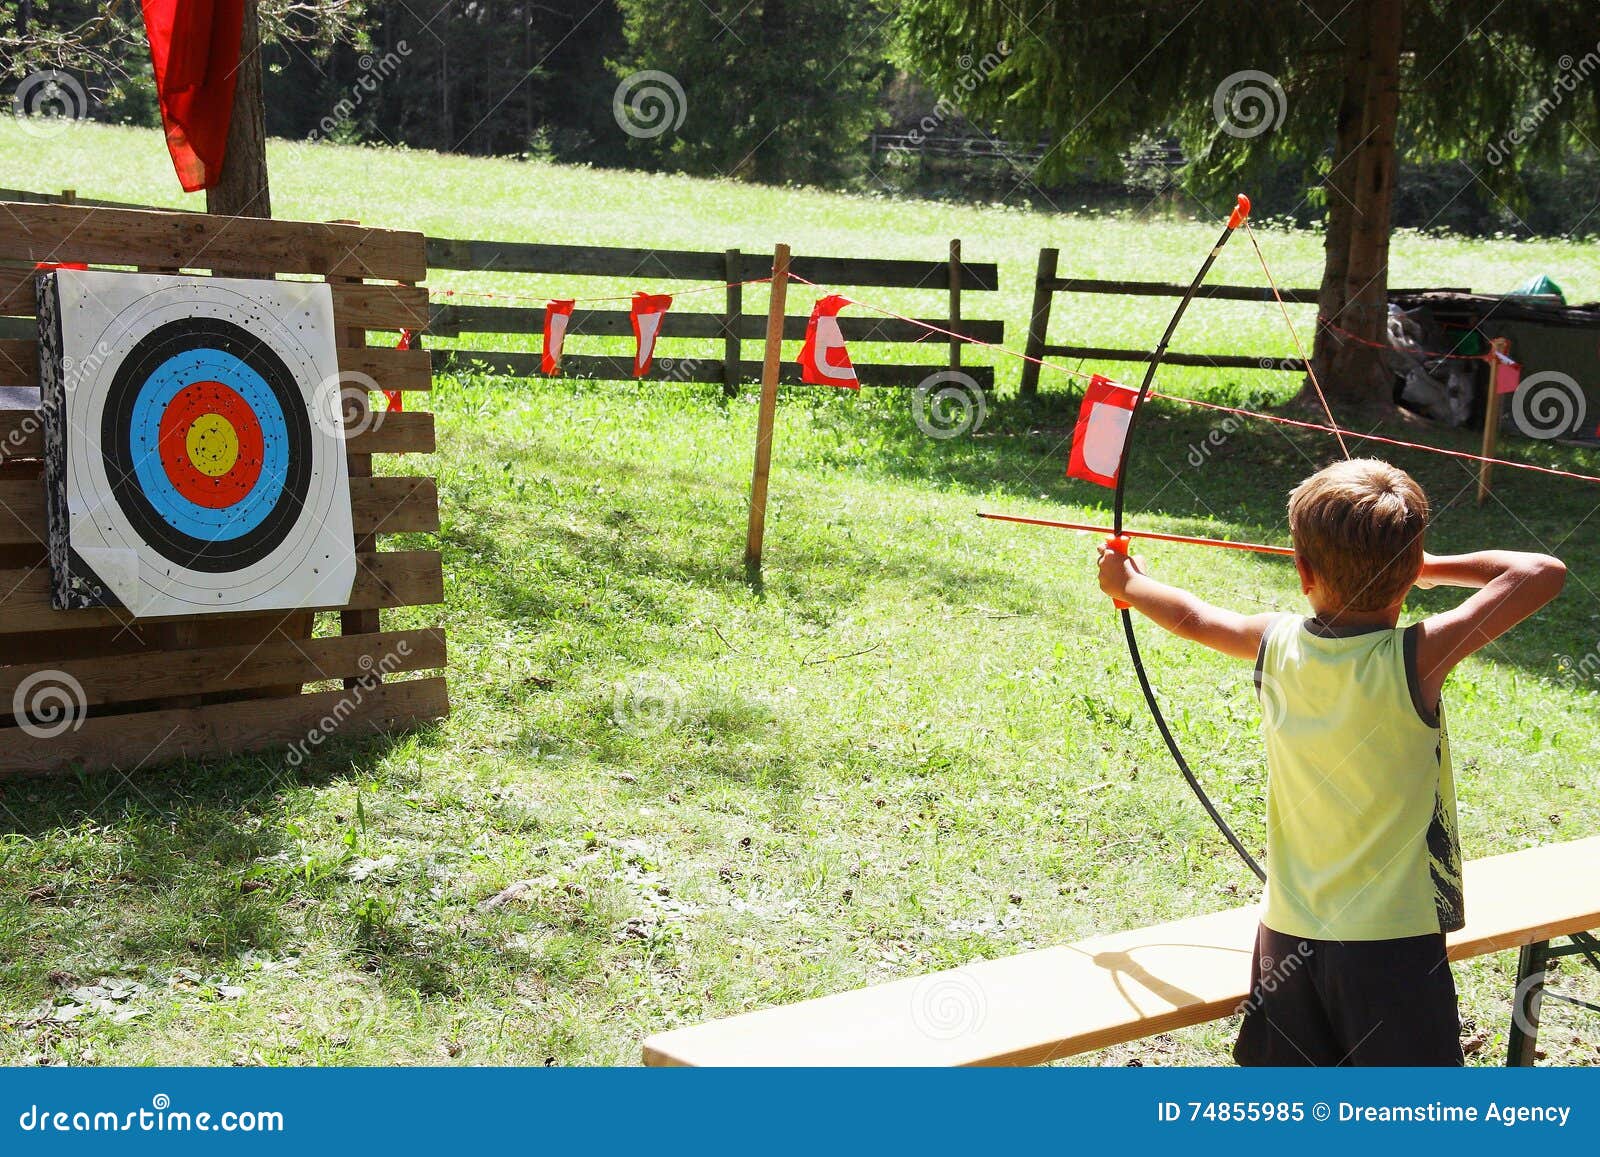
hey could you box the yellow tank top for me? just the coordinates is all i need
[1257,616,1464,941]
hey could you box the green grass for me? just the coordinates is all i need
[1,121,1597,1066]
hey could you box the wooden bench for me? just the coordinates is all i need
[644,837,1600,1067]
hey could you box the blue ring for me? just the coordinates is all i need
[126,349,290,542]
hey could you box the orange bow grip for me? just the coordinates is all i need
[1105,535,1132,611]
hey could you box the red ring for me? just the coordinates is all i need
[156,381,265,509]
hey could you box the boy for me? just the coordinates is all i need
[1096,458,1565,1066]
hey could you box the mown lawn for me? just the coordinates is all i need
[1,122,1597,1066]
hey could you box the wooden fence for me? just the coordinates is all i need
[1019,246,1469,395]
[0,198,448,777]
[0,190,1005,394]
[426,237,1004,393]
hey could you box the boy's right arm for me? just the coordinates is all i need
[1414,550,1566,704]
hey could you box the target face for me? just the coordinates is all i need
[38,270,356,617]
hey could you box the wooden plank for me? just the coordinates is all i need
[0,201,426,281]
[0,476,437,545]
[425,238,999,291]
[0,628,445,709]
[436,350,995,389]
[426,238,728,280]
[0,404,432,459]
[642,837,1600,1066]
[0,337,32,387]
[774,254,999,292]
[0,675,449,779]
[0,550,443,632]
[331,282,430,332]
[0,339,431,394]
[4,275,428,332]
[429,303,1003,345]
[1047,278,1460,303]
[1044,344,1305,372]
[350,410,435,455]
[1048,278,1317,303]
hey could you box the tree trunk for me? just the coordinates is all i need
[205,0,270,218]
[1308,0,1401,412]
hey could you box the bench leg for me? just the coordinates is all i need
[1505,940,1548,1067]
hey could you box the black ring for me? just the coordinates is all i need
[100,317,313,573]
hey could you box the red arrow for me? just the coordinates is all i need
[978,511,1294,558]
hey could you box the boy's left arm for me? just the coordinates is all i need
[1097,545,1276,662]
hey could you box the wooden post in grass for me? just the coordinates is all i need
[744,243,791,573]
[1020,247,1058,397]
[1478,337,1512,505]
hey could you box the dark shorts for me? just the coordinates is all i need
[1233,923,1464,1066]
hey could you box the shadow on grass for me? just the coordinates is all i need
[0,730,422,990]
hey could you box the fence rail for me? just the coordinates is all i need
[1020,245,1471,394]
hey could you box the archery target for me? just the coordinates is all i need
[38,270,356,617]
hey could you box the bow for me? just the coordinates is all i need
[1109,194,1267,882]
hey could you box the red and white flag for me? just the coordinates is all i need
[630,292,672,377]
[1067,375,1139,488]
[543,299,575,376]
[799,294,859,389]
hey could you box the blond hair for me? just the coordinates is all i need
[1288,459,1429,613]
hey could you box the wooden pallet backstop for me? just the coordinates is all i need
[0,199,448,778]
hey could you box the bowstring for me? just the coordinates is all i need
[1243,220,1352,461]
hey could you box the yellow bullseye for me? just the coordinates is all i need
[185,412,241,479]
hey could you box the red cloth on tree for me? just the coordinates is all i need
[141,0,246,192]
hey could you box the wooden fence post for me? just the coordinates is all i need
[744,244,791,574]
[1478,337,1512,505]
[948,239,962,372]
[1021,246,1058,397]
[723,247,742,397]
